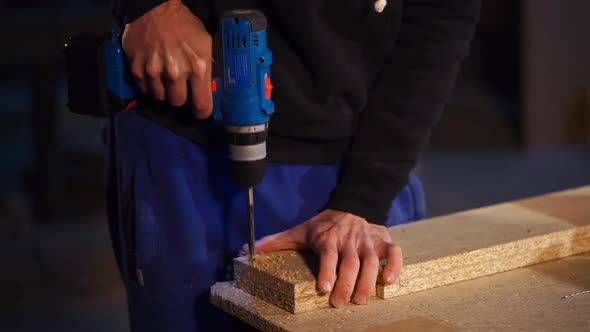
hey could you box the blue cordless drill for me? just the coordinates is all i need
[104,10,275,259]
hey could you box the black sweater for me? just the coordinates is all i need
[114,0,481,224]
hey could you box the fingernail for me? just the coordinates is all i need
[331,298,344,308]
[322,282,332,293]
[386,273,396,284]
[353,295,367,305]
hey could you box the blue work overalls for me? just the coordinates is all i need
[104,109,426,331]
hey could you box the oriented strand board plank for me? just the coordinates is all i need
[211,252,590,332]
[378,225,590,299]
[230,186,590,314]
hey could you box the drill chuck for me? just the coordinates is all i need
[226,123,268,189]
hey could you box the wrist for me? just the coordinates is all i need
[320,209,368,224]
[325,193,388,225]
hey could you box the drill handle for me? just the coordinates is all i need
[103,29,139,114]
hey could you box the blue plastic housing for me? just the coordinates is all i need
[105,29,137,101]
[218,16,274,126]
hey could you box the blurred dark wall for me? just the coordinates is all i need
[523,0,590,147]
[1,1,114,222]
[431,0,590,149]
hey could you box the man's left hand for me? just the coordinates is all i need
[246,209,403,307]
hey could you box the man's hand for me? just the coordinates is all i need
[249,209,402,307]
[122,0,213,118]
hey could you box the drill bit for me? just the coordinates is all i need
[247,187,256,260]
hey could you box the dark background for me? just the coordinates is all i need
[1,1,589,331]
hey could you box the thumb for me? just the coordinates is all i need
[243,230,307,254]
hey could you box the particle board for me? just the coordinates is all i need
[228,186,590,315]
[211,252,590,331]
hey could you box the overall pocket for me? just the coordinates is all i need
[132,161,157,285]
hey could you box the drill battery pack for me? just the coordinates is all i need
[63,30,136,117]
[63,33,110,118]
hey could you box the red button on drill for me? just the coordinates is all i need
[264,73,273,100]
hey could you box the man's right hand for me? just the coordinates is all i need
[122,0,213,118]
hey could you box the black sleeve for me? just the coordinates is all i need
[112,0,167,23]
[325,0,482,224]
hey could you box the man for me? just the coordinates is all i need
[106,0,480,330]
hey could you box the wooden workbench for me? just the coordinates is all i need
[212,252,590,331]
[211,186,590,331]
